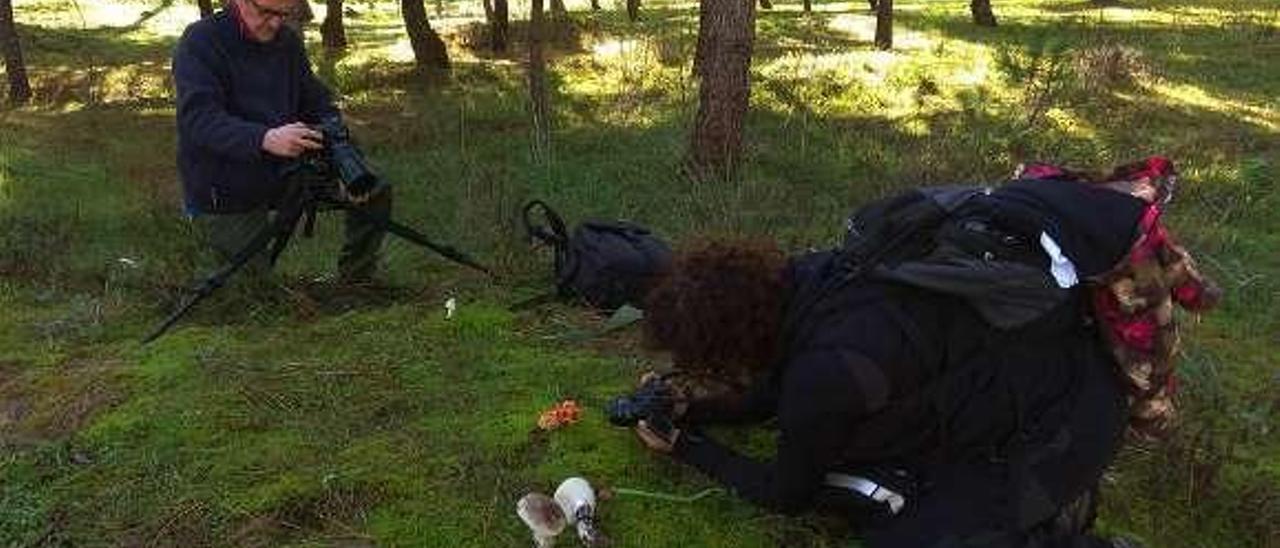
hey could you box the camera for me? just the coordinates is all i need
[605,376,676,427]
[307,114,381,197]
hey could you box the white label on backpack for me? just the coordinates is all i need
[1040,231,1079,288]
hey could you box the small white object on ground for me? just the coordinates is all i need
[517,492,566,547]
[445,297,457,319]
[554,477,608,546]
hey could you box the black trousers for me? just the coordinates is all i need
[854,349,1126,548]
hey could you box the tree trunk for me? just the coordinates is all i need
[528,0,551,161]
[196,0,215,17]
[491,0,508,52]
[626,0,639,21]
[321,0,347,50]
[866,0,876,11]
[0,0,30,104]
[688,0,755,181]
[285,0,313,31]
[402,0,450,71]
[874,0,892,50]
[591,0,599,10]
[971,0,996,26]
[549,0,567,18]
[802,0,810,13]
[758,0,771,10]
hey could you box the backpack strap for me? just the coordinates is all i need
[522,200,571,248]
[780,189,962,351]
[522,200,577,294]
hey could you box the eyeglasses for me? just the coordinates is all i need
[244,0,295,20]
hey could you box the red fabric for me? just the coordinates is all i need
[1019,156,1221,439]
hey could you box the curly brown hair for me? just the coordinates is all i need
[643,238,789,374]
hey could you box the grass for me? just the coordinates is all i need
[1,0,1277,545]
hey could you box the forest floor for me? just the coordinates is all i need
[1,0,1277,545]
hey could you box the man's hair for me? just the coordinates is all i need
[643,238,788,374]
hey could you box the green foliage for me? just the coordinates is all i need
[2,0,1277,545]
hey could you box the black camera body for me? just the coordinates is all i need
[605,376,676,428]
[304,114,381,197]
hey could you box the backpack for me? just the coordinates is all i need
[784,185,1068,344]
[521,200,673,310]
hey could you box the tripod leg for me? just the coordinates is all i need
[194,208,273,286]
[264,171,319,268]
[324,196,491,275]
[145,208,298,344]
[339,185,393,282]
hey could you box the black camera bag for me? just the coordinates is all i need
[521,200,672,310]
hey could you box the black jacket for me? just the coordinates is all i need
[172,8,338,214]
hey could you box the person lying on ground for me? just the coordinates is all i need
[623,161,1218,548]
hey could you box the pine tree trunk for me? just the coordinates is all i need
[492,0,508,52]
[549,0,567,18]
[626,0,640,21]
[688,0,755,181]
[196,0,215,17]
[0,0,30,104]
[971,0,996,26]
[802,0,811,13]
[528,0,551,161]
[321,0,347,50]
[874,0,892,50]
[402,0,450,71]
[285,0,313,31]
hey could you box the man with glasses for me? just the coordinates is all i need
[172,0,392,287]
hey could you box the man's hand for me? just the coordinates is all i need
[262,122,323,158]
[635,418,681,454]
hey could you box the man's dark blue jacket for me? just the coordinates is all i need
[173,8,337,215]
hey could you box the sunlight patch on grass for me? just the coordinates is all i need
[1145,81,1280,132]
[1045,108,1100,142]
[14,0,197,36]
[383,37,419,64]
[592,38,642,58]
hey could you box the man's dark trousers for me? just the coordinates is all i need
[193,174,393,284]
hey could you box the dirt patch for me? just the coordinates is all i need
[0,358,127,448]
[0,359,23,387]
[230,484,384,547]
[120,499,219,547]
[0,360,35,445]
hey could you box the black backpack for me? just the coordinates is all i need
[784,185,1069,342]
[521,200,673,310]
[795,188,1106,526]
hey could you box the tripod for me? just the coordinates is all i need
[143,170,490,344]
